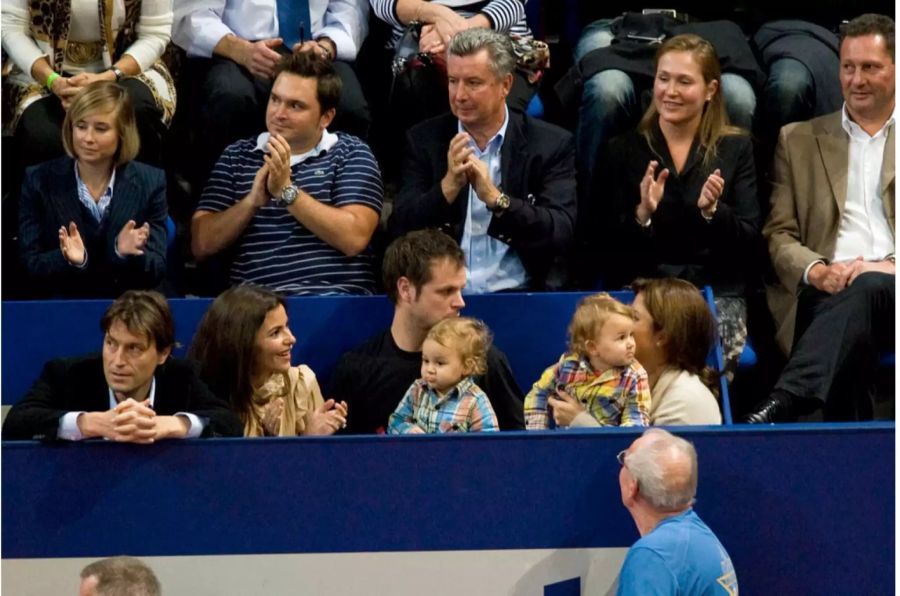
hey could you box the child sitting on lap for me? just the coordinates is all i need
[525,294,650,429]
[388,317,499,434]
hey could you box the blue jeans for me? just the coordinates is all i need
[574,20,757,177]
[762,57,815,131]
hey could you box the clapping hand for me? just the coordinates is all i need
[59,221,86,265]
[307,398,349,435]
[117,220,150,256]
[264,133,293,199]
[697,168,723,218]
[637,160,669,224]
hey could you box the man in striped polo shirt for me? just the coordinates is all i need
[191,52,383,295]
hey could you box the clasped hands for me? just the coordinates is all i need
[77,398,187,443]
[59,219,150,266]
[49,71,116,110]
[247,133,296,206]
[242,36,335,80]
[261,396,348,436]
[636,161,723,225]
[442,132,501,208]
[808,256,896,294]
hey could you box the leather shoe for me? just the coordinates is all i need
[746,393,795,424]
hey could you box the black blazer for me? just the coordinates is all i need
[388,111,577,289]
[592,127,761,296]
[2,355,243,441]
[18,156,168,298]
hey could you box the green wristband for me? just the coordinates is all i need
[45,72,61,91]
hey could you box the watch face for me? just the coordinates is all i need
[281,185,299,205]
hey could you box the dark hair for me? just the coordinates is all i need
[62,80,139,166]
[273,51,342,112]
[840,13,895,59]
[638,34,744,168]
[382,229,466,304]
[630,278,719,393]
[100,291,174,352]
[80,556,161,596]
[189,285,286,420]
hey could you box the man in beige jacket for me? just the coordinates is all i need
[749,13,895,422]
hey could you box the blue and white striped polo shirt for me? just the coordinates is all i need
[198,132,384,295]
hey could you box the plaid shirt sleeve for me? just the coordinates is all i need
[468,386,499,432]
[524,359,562,430]
[387,380,423,434]
[619,365,651,427]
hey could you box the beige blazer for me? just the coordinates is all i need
[763,111,895,354]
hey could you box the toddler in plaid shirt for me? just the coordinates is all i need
[525,293,651,429]
[388,317,499,434]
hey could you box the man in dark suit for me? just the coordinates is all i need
[2,291,242,441]
[388,28,576,291]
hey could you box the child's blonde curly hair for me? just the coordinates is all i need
[568,293,636,356]
[426,316,493,376]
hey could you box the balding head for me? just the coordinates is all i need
[621,429,697,512]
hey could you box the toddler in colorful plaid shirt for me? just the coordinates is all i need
[524,293,651,429]
[388,317,499,434]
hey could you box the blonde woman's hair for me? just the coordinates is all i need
[638,34,745,167]
[426,316,492,376]
[62,80,140,166]
[568,293,635,356]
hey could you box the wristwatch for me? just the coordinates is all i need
[107,66,124,82]
[280,185,300,205]
[490,192,510,214]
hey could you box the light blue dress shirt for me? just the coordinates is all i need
[458,107,528,294]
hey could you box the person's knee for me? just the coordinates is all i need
[766,58,813,100]
[848,271,895,302]
[721,74,756,128]
[582,70,634,115]
[574,19,617,61]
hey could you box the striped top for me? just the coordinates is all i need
[198,133,384,295]
[388,377,499,433]
[370,0,531,49]
[524,352,650,429]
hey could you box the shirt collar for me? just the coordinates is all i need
[421,376,475,404]
[74,162,116,197]
[841,102,897,138]
[457,106,510,151]
[254,130,339,166]
[107,376,156,409]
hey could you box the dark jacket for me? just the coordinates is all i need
[594,127,761,295]
[18,156,167,298]
[388,111,577,290]
[2,355,243,440]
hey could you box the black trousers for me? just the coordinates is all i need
[13,77,164,171]
[185,56,371,193]
[776,272,895,420]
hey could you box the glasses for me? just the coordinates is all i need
[616,450,628,466]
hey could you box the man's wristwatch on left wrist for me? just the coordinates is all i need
[280,184,300,205]
[107,66,124,82]
[490,192,510,214]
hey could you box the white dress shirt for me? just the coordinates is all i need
[173,0,368,61]
[57,378,204,440]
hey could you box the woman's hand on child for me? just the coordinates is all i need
[547,388,585,427]
[637,160,669,224]
[261,397,285,436]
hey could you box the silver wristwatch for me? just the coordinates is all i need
[280,185,300,205]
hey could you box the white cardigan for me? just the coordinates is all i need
[649,368,722,426]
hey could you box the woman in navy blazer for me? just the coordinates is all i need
[18,81,167,298]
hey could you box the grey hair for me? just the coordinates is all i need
[624,428,698,511]
[448,28,516,79]
[81,556,161,596]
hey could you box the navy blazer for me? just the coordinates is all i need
[2,355,244,441]
[18,156,168,298]
[388,111,577,289]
